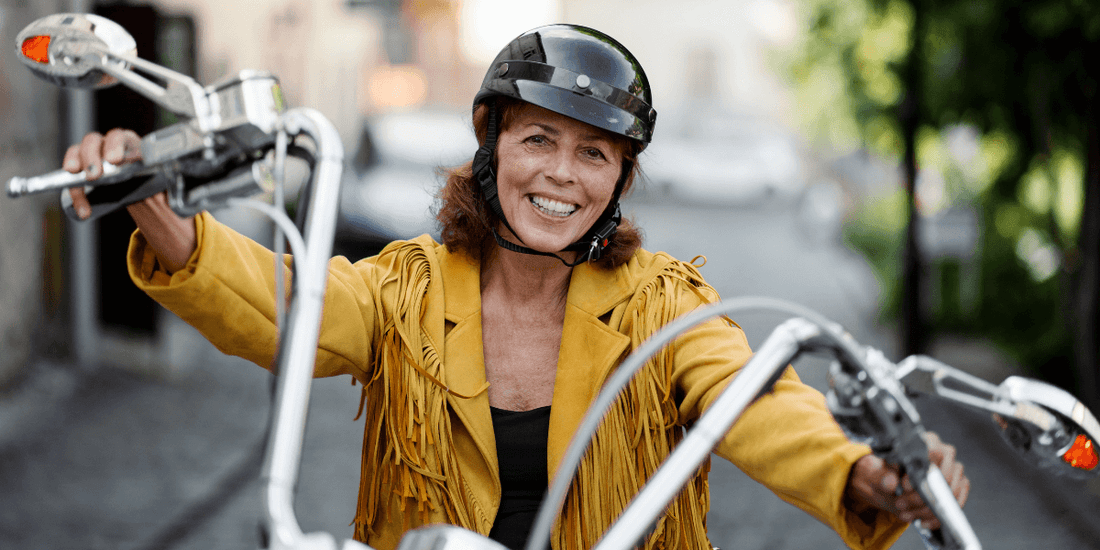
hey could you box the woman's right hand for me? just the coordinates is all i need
[63,128,144,220]
[64,128,198,273]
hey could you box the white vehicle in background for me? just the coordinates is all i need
[335,109,478,259]
[334,107,807,261]
[637,108,806,206]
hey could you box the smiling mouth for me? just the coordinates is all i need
[529,195,577,217]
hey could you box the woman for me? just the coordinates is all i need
[66,25,968,550]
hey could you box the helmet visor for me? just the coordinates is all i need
[479,61,655,144]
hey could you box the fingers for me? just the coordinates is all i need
[893,432,971,530]
[851,442,972,533]
[64,133,104,220]
[877,460,900,496]
[70,187,91,220]
[926,431,968,507]
[78,131,106,180]
[63,143,83,174]
[63,129,142,220]
[926,432,956,468]
[102,128,143,164]
[64,128,143,175]
[894,475,930,525]
[949,462,968,500]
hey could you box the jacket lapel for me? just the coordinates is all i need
[547,261,633,477]
[436,245,499,484]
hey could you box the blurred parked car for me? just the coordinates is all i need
[334,109,478,260]
[635,108,806,205]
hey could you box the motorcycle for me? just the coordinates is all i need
[8,13,1099,550]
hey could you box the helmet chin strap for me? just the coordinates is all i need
[490,203,622,267]
[473,103,628,267]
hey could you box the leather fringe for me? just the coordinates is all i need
[554,258,724,550]
[351,242,483,541]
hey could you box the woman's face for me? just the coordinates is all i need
[494,103,624,255]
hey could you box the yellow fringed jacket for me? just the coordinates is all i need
[128,212,907,550]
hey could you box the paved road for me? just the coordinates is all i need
[630,196,1100,549]
[1,196,1098,549]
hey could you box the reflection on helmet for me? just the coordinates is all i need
[473,24,656,146]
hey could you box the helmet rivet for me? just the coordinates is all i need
[498,63,509,77]
[576,74,591,89]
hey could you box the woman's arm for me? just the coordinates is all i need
[671,308,969,547]
[126,210,382,382]
[671,314,909,549]
[63,129,379,381]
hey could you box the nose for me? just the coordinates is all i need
[545,148,576,186]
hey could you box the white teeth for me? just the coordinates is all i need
[530,195,577,217]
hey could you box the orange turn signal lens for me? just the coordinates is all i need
[21,35,51,64]
[1062,434,1098,471]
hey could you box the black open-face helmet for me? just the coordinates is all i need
[474,24,657,146]
[471,24,656,265]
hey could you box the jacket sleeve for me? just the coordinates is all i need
[670,294,908,550]
[126,210,382,383]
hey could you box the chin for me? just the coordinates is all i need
[507,224,579,255]
[518,235,574,255]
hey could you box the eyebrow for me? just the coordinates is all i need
[527,122,561,136]
[527,122,612,145]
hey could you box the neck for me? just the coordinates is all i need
[480,236,573,305]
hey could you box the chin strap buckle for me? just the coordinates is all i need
[582,202,622,263]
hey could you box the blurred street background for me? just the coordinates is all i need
[1,0,1099,549]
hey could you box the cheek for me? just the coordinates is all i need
[585,169,619,204]
[495,151,537,194]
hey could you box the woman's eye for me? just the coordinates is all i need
[583,148,607,161]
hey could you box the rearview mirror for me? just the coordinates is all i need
[995,376,1099,480]
[15,12,136,89]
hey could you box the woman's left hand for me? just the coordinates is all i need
[845,431,971,529]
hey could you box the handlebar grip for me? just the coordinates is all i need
[913,465,982,550]
[60,172,170,222]
[7,161,148,198]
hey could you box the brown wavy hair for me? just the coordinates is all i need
[436,97,644,269]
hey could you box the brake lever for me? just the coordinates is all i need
[908,463,981,550]
[828,349,981,550]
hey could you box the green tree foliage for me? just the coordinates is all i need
[792,0,1099,399]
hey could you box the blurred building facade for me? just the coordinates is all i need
[0,0,64,388]
[562,0,799,128]
[152,0,384,143]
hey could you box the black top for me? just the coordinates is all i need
[488,405,551,550]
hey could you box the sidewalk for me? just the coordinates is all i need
[0,359,78,449]
[0,316,365,550]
